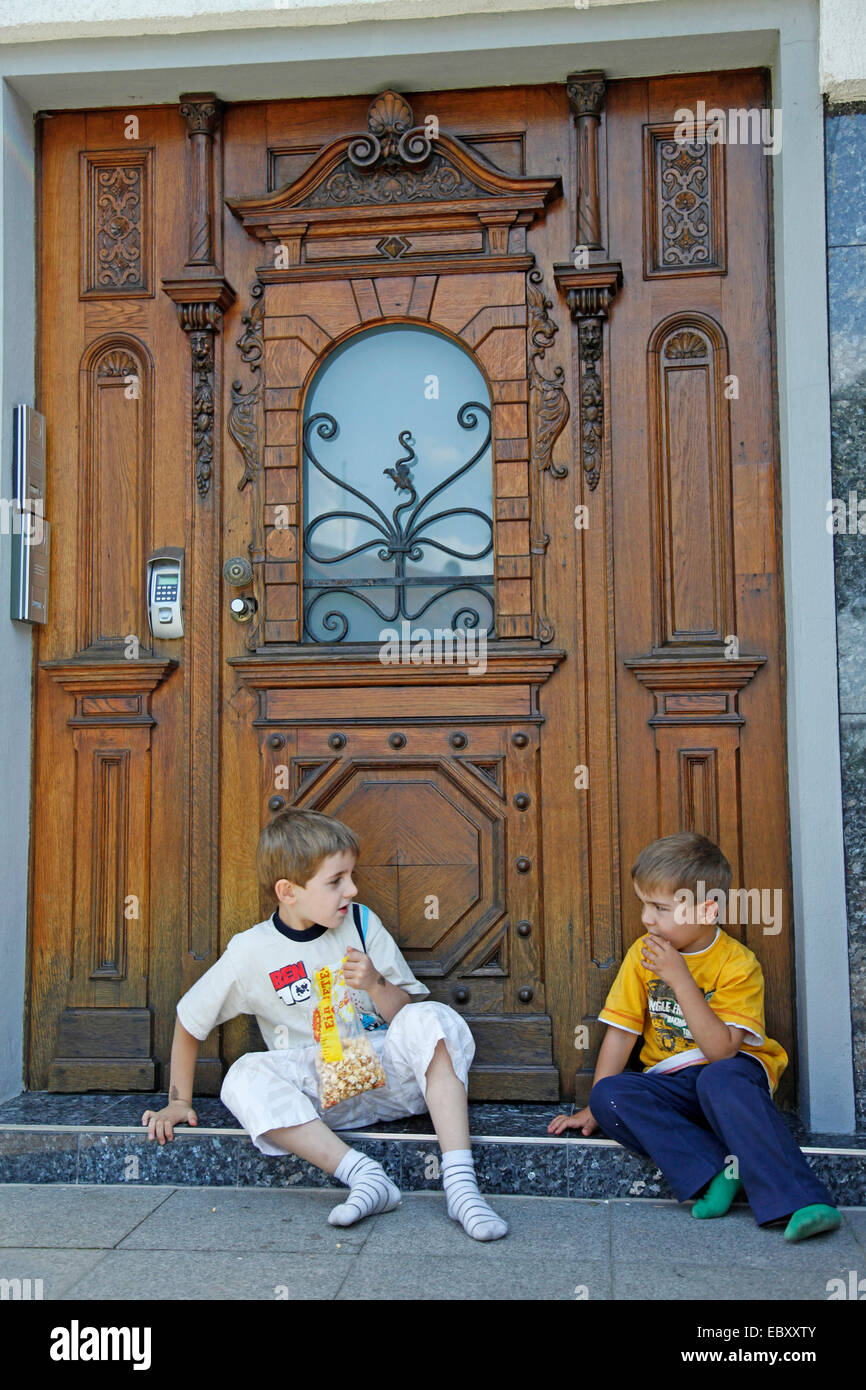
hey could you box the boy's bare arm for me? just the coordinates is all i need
[641,935,744,1062]
[548,1024,636,1135]
[342,948,412,1023]
[667,974,745,1062]
[141,1018,201,1144]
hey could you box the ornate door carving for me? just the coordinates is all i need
[223,90,569,1097]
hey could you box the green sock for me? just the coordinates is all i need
[783,1204,841,1242]
[692,1168,743,1219]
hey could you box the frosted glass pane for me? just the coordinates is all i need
[302,323,495,642]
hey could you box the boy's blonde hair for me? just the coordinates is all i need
[631,831,732,901]
[256,807,359,901]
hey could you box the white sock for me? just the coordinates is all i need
[328,1150,402,1227]
[441,1148,508,1241]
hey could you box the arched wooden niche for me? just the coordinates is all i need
[646,312,736,652]
[226,89,564,646]
[77,333,154,655]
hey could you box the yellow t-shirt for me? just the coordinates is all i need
[598,927,787,1094]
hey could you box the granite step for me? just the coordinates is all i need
[2,1092,865,1203]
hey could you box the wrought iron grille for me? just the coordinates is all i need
[302,399,495,643]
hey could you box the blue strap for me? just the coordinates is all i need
[351,901,368,949]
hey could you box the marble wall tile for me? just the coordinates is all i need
[0,1131,78,1183]
[826,108,866,248]
[828,245,866,399]
[471,1140,568,1197]
[826,105,866,1131]
[840,716,866,1129]
[77,1132,238,1185]
[830,396,866,716]
[237,1144,339,1189]
[567,1143,675,1201]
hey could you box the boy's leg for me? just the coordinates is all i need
[694,1056,840,1230]
[424,1038,507,1240]
[223,1051,400,1227]
[382,1003,508,1240]
[590,1069,730,1203]
[261,1117,350,1171]
[423,1036,471,1151]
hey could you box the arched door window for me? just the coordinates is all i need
[302,323,495,643]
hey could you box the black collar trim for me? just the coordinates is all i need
[270,908,328,943]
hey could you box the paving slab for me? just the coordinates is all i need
[335,1248,613,1300]
[610,1199,863,1269]
[613,1260,854,1302]
[357,1189,610,1260]
[58,1247,361,1301]
[116,1188,372,1252]
[0,1248,113,1299]
[0,1184,175,1248]
[840,1207,866,1248]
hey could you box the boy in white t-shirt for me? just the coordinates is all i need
[142,807,507,1240]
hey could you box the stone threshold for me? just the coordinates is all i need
[1,1094,864,1203]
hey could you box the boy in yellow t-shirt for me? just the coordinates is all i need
[549,832,841,1241]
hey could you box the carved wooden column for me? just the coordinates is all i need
[555,72,622,494]
[567,71,606,251]
[179,93,223,266]
[162,92,236,999]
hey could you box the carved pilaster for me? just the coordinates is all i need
[552,262,622,491]
[527,267,570,480]
[567,71,606,251]
[526,267,571,644]
[163,278,236,498]
[227,279,266,650]
[160,269,233,982]
[179,92,225,268]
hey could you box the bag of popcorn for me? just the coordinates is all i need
[312,958,387,1109]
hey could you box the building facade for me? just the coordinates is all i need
[0,0,862,1132]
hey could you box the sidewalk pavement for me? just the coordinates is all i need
[1,1184,864,1301]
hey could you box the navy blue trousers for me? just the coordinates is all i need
[589,1054,834,1226]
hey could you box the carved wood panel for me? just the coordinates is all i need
[643,124,726,277]
[77,334,154,654]
[647,312,736,649]
[80,149,153,297]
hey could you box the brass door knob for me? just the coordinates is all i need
[223,556,253,586]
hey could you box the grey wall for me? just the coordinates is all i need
[826,100,866,1129]
[0,80,35,1102]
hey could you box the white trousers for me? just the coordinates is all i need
[220,1000,476,1156]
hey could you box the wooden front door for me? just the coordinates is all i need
[29,70,795,1105]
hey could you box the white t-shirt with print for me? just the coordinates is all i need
[176,903,429,1052]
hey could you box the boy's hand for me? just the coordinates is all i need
[548,1106,598,1136]
[342,947,379,992]
[640,932,691,989]
[141,1100,198,1145]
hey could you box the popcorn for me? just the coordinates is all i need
[315,1036,387,1109]
[312,960,388,1108]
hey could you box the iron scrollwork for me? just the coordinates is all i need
[302,402,496,642]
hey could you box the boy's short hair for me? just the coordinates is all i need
[631,831,733,901]
[256,807,359,901]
